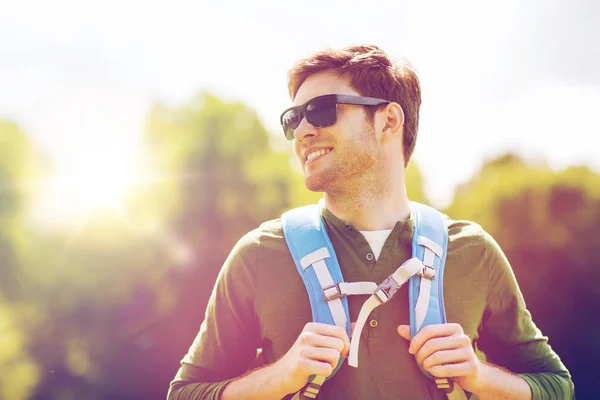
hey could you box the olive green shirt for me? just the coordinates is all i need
[168,206,573,399]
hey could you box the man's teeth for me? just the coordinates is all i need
[306,149,331,161]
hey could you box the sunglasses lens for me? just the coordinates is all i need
[306,96,337,128]
[281,96,338,140]
[282,109,302,140]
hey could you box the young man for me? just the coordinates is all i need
[167,45,574,399]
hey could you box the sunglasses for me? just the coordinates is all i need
[279,94,390,140]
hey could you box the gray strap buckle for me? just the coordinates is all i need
[323,284,342,301]
[373,277,400,304]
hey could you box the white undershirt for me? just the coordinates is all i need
[359,229,393,261]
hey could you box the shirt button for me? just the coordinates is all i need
[344,224,353,231]
[369,319,378,328]
[365,252,374,261]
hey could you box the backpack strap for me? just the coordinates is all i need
[409,201,449,337]
[282,204,351,400]
[282,204,351,335]
[409,202,468,399]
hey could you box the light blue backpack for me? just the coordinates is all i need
[282,201,468,400]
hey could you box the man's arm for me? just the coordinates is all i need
[479,231,574,399]
[167,230,263,400]
[474,363,532,399]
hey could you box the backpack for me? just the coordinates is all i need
[281,201,468,400]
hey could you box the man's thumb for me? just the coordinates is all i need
[397,325,411,340]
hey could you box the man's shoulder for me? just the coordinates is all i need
[445,215,494,252]
[232,217,286,254]
[447,217,485,240]
[222,218,289,277]
[257,217,284,236]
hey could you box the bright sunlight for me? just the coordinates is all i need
[29,149,139,229]
[68,162,132,209]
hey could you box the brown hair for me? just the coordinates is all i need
[287,45,421,166]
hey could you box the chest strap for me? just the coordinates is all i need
[348,257,431,367]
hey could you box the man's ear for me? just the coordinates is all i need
[379,102,404,145]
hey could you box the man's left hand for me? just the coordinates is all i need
[397,323,485,394]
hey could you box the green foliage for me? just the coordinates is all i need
[0,123,42,398]
[0,303,40,400]
[0,122,47,219]
[0,122,50,301]
[139,92,321,267]
[445,153,600,396]
[406,162,427,204]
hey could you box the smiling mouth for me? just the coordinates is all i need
[306,148,333,163]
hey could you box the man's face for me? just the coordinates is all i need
[291,71,381,193]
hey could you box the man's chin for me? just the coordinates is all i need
[304,175,329,193]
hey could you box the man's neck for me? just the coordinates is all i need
[323,186,411,231]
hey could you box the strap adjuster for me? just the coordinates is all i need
[418,265,436,280]
[323,284,342,301]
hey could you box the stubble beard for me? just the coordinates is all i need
[304,133,384,202]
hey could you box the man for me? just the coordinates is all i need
[167,45,574,399]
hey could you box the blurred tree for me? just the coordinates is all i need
[0,122,44,399]
[0,122,34,300]
[142,93,317,265]
[0,122,32,208]
[445,153,600,399]
[0,303,40,400]
[406,161,427,204]
[102,92,325,398]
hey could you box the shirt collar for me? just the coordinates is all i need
[318,199,415,239]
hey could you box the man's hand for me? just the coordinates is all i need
[397,323,484,393]
[222,322,350,400]
[274,322,350,395]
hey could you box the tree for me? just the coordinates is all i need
[446,153,600,398]
[86,92,323,398]
[0,122,44,399]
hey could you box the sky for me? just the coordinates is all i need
[1,0,599,214]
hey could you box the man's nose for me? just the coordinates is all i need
[293,116,319,141]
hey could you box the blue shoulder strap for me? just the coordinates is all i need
[408,202,462,392]
[281,204,351,378]
[408,200,449,336]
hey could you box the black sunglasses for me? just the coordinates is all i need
[279,94,390,140]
